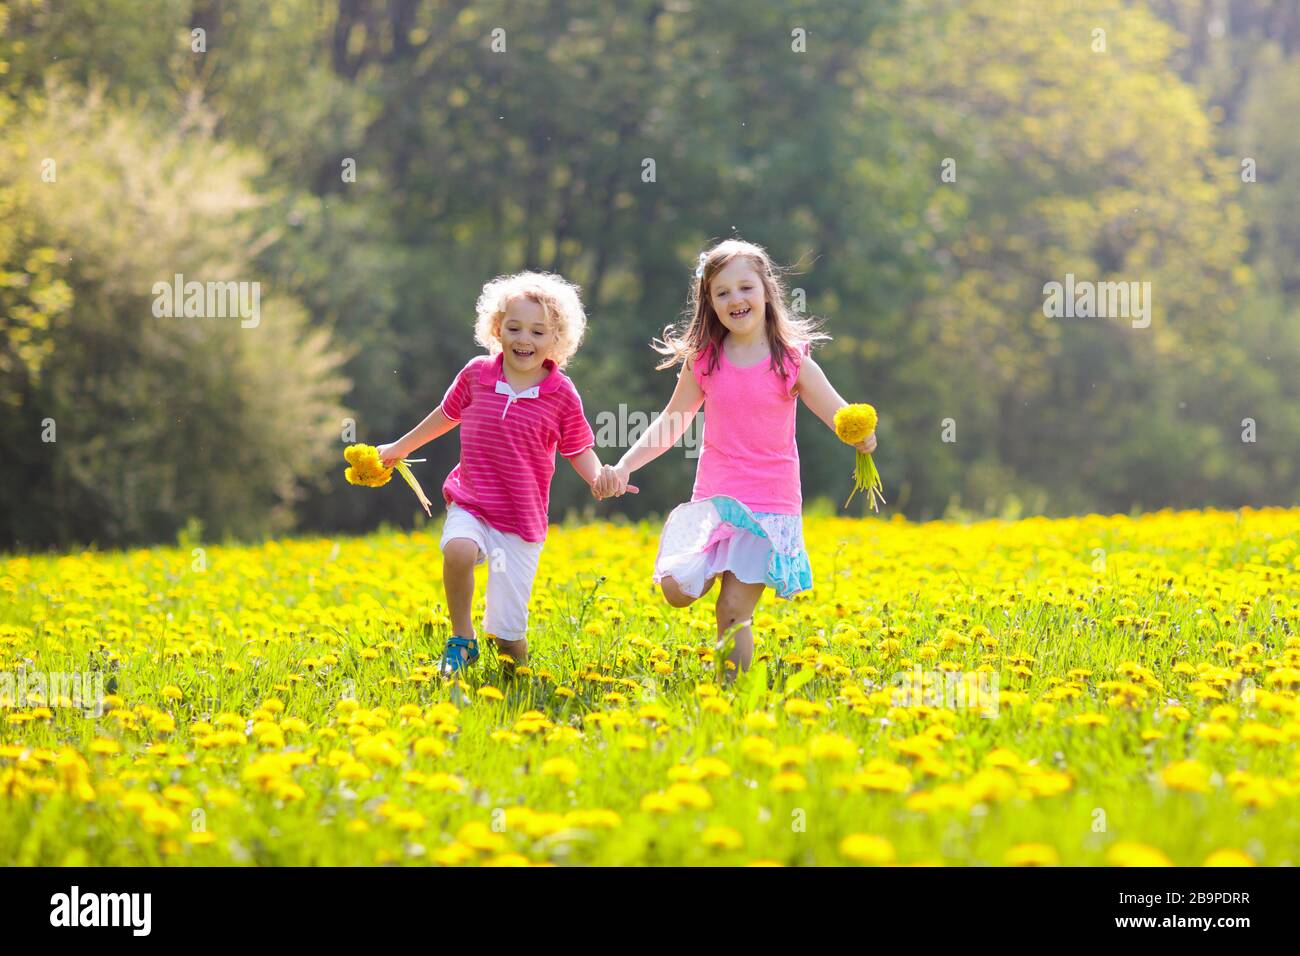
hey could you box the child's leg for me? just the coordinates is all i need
[482,532,544,667]
[441,538,481,659]
[660,573,718,608]
[714,572,764,675]
[494,636,528,665]
[439,504,490,666]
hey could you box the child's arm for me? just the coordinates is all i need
[796,357,878,454]
[377,405,458,466]
[612,361,705,489]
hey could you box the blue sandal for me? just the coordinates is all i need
[439,635,479,678]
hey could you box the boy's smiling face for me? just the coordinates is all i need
[709,258,767,340]
[498,296,556,376]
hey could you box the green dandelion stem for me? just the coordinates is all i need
[844,452,886,512]
[393,460,433,517]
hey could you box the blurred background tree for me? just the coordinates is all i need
[1,0,1296,550]
[0,80,350,545]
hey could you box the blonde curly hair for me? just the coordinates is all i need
[474,271,587,369]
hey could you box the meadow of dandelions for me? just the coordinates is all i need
[1,508,1298,866]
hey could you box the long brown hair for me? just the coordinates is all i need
[654,238,829,378]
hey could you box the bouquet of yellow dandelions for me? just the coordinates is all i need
[343,444,433,516]
[833,403,885,511]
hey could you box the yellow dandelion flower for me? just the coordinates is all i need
[641,792,677,814]
[770,772,807,793]
[664,782,713,810]
[564,809,621,830]
[390,809,426,831]
[1203,848,1255,867]
[1231,781,1277,808]
[424,773,467,793]
[1195,722,1233,742]
[457,821,506,852]
[1005,844,1059,866]
[432,842,476,866]
[691,757,733,779]
[1018,769,1073,798]
[540,757,579,785]
[1068,712,1109,728]
[1107,842,1173,867]
[413,736,447,757]
[809,733,857,763]
[701,826,744,850]
[1160,760,1212,794]
[840,833,896,865]
[832,404,884,510]
[140,805,181,835]
[833,403,877,444]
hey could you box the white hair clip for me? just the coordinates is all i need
[694,252,708,279]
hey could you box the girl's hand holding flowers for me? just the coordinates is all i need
[833,403,885,511]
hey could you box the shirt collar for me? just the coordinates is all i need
[478,352,563,393]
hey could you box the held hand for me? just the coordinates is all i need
[592,465,611,502]
[613,462,639,496]
[855,432,878,455]
[376,442,402,468]
[592,463,639,499]
[592,464,619,500]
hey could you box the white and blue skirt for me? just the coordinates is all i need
[653,495,813,600]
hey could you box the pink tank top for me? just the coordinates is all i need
[689,340,810,515]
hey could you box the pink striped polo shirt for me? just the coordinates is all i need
[438,353,595,542]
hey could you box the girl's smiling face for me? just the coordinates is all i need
[709,258,767,340]
[498,296,556,375]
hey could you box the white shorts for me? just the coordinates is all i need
[439,503,544,643]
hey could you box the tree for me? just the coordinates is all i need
[861,0,1258,515]
[0,86,351,547]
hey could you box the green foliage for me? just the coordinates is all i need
[0,86,350,547]
[863,0,1262,516]
[1239,56,1300,292]
[0,0,1296,548]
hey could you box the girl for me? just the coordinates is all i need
[597,239,877,676]
[378,272,618,678]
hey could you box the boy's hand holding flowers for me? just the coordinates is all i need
[344,443,393,486]
[344,443,433,516]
